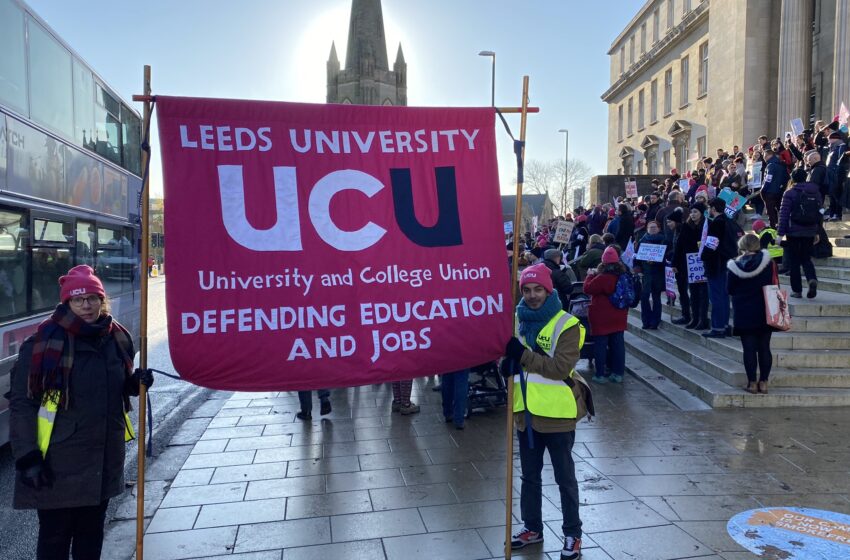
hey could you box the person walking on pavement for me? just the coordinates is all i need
[583,247,629,384]
[502,262,589,560]
[9,265,152,560]
[440,369,470,430]
[296,390,332,420]
[702,198,736,338]
[778,168,822,298]
[727,234,776,395]
[391,380,419,415]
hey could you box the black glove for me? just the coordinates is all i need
[499,359,514,378]
[505,337,526,362]
[16,451,53,490]
[129,368,154,395]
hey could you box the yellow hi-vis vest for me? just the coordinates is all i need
[37,393,136,458]
[758,228,784,259]
[513,310,585,419]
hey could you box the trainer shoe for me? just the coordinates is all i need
[671,317,690,325]
[295,411,312,421]
[610,374,624,383]
[391,400,402,412]
[400,402,420,415]
[510,527,544,550]
[591,375,608,384]
[320,400,332,416]
[561,536,582,559]
[807,279,818,299]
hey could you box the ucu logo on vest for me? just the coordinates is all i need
[218,165,463,251]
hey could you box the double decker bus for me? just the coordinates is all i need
[0,0,143,446]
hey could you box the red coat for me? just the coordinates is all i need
[582,272,628,336]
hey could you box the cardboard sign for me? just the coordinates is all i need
[635,243,667,263]
[157,96,512,390]
[840,102,849,126]
[621,239,636,268]
[748,161,763,188]
[728,507,850,559]
[553,220,575,244]
[678,178,690,191]
[790,118,804,136]
[504,221,513,234]
[718,188,746,218]
[686,252,706,283]
[665,266,677,299]
[625,179,638,198]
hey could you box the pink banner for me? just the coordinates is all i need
[157,96,512,390]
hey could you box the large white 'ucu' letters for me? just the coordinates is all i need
[217,165,387,251]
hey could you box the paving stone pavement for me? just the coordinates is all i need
[103,370,850,560]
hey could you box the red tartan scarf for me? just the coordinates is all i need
[28,303,134,408]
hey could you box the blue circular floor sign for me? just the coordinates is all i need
[727,507,850,559]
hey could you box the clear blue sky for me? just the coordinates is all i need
[26,0,642,196]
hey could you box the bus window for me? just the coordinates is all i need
[94,83,122,167]
[0,209,27,321]
[96,226,133,295]
[31,218,72,311]
[27,19,74,138]
[75,220,95,268]
[0,0,28,115]
[121,105,141,176]
[73,58,95,150]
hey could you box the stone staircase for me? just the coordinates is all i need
[623,219,850,409]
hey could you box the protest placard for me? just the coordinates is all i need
[621,239,636,268]
[718,188,746,218]
[157,96,511,390]
[625,179,638,198]
[748,161,763,188]
[665,266,677,300]
[678,178,690,191]
[686,252,707,283]
[790,118,804,136]
[553,220,575,244]
[635,243,666,263]
[504,221,513,234]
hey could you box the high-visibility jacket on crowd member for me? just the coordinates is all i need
[757,227,784,259]
[513,310,586,428]
[37,393,135,458]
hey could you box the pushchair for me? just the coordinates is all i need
[466,361,508,416]
[568,281,595,368]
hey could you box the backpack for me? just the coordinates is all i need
[790,188,821,225]
[719,218,743,260]
[609,271,642,309]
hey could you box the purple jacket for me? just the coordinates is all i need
[778,182,822,238]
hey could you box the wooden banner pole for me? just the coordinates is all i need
[135,64,152,560]
[504,75,531,560]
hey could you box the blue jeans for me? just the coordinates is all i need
[518,428,581,538]
[298,389,330,413]
[593,332,625,378]
[707,270,730,331]
[440,369,469,426]
[640,288,662,327]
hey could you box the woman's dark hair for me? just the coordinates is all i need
[602,233,616,245]
[599,261,627,275]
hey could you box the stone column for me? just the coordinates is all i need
[834,0,850,116]
[776,0,813,134]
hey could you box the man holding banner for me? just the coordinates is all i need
[502,264,588,559]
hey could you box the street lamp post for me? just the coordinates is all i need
[478,51,495,106]
[558,128,569,214]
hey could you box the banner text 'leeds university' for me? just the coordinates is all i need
[157,97,512,390]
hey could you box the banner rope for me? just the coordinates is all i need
[136,98,158,217]
[495,108,525,185]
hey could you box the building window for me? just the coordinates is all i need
[653,9,660,43]
[680,56,689,106]
[674,136,690,172]
[698,41,709,96]
[683,0,691,14]
[620,46,625,75]
[640,23,647,54]
[667,0,674,29]
[623,156,633,175]
[618,105,624,141]
[664,68,673,115]
[650,79,658,123]
[663,149,671,172]
[627,97,634,136]
[696,135,706,159]
[638,89,645,130]
[629,36,635,65]
[645,148,658,175]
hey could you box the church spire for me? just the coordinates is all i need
[345,0,389,71]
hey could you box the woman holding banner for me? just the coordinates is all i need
[8,265,151,559]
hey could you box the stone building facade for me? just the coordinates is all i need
[327,0,407,106]
[602,0,850,175]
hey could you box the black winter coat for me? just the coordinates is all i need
[543,258,574,310]
[10,332,135,510]
[672,219,704,270]
[727,250,775,334]
[702,214,730,276]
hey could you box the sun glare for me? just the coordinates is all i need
[289,2,408,104]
